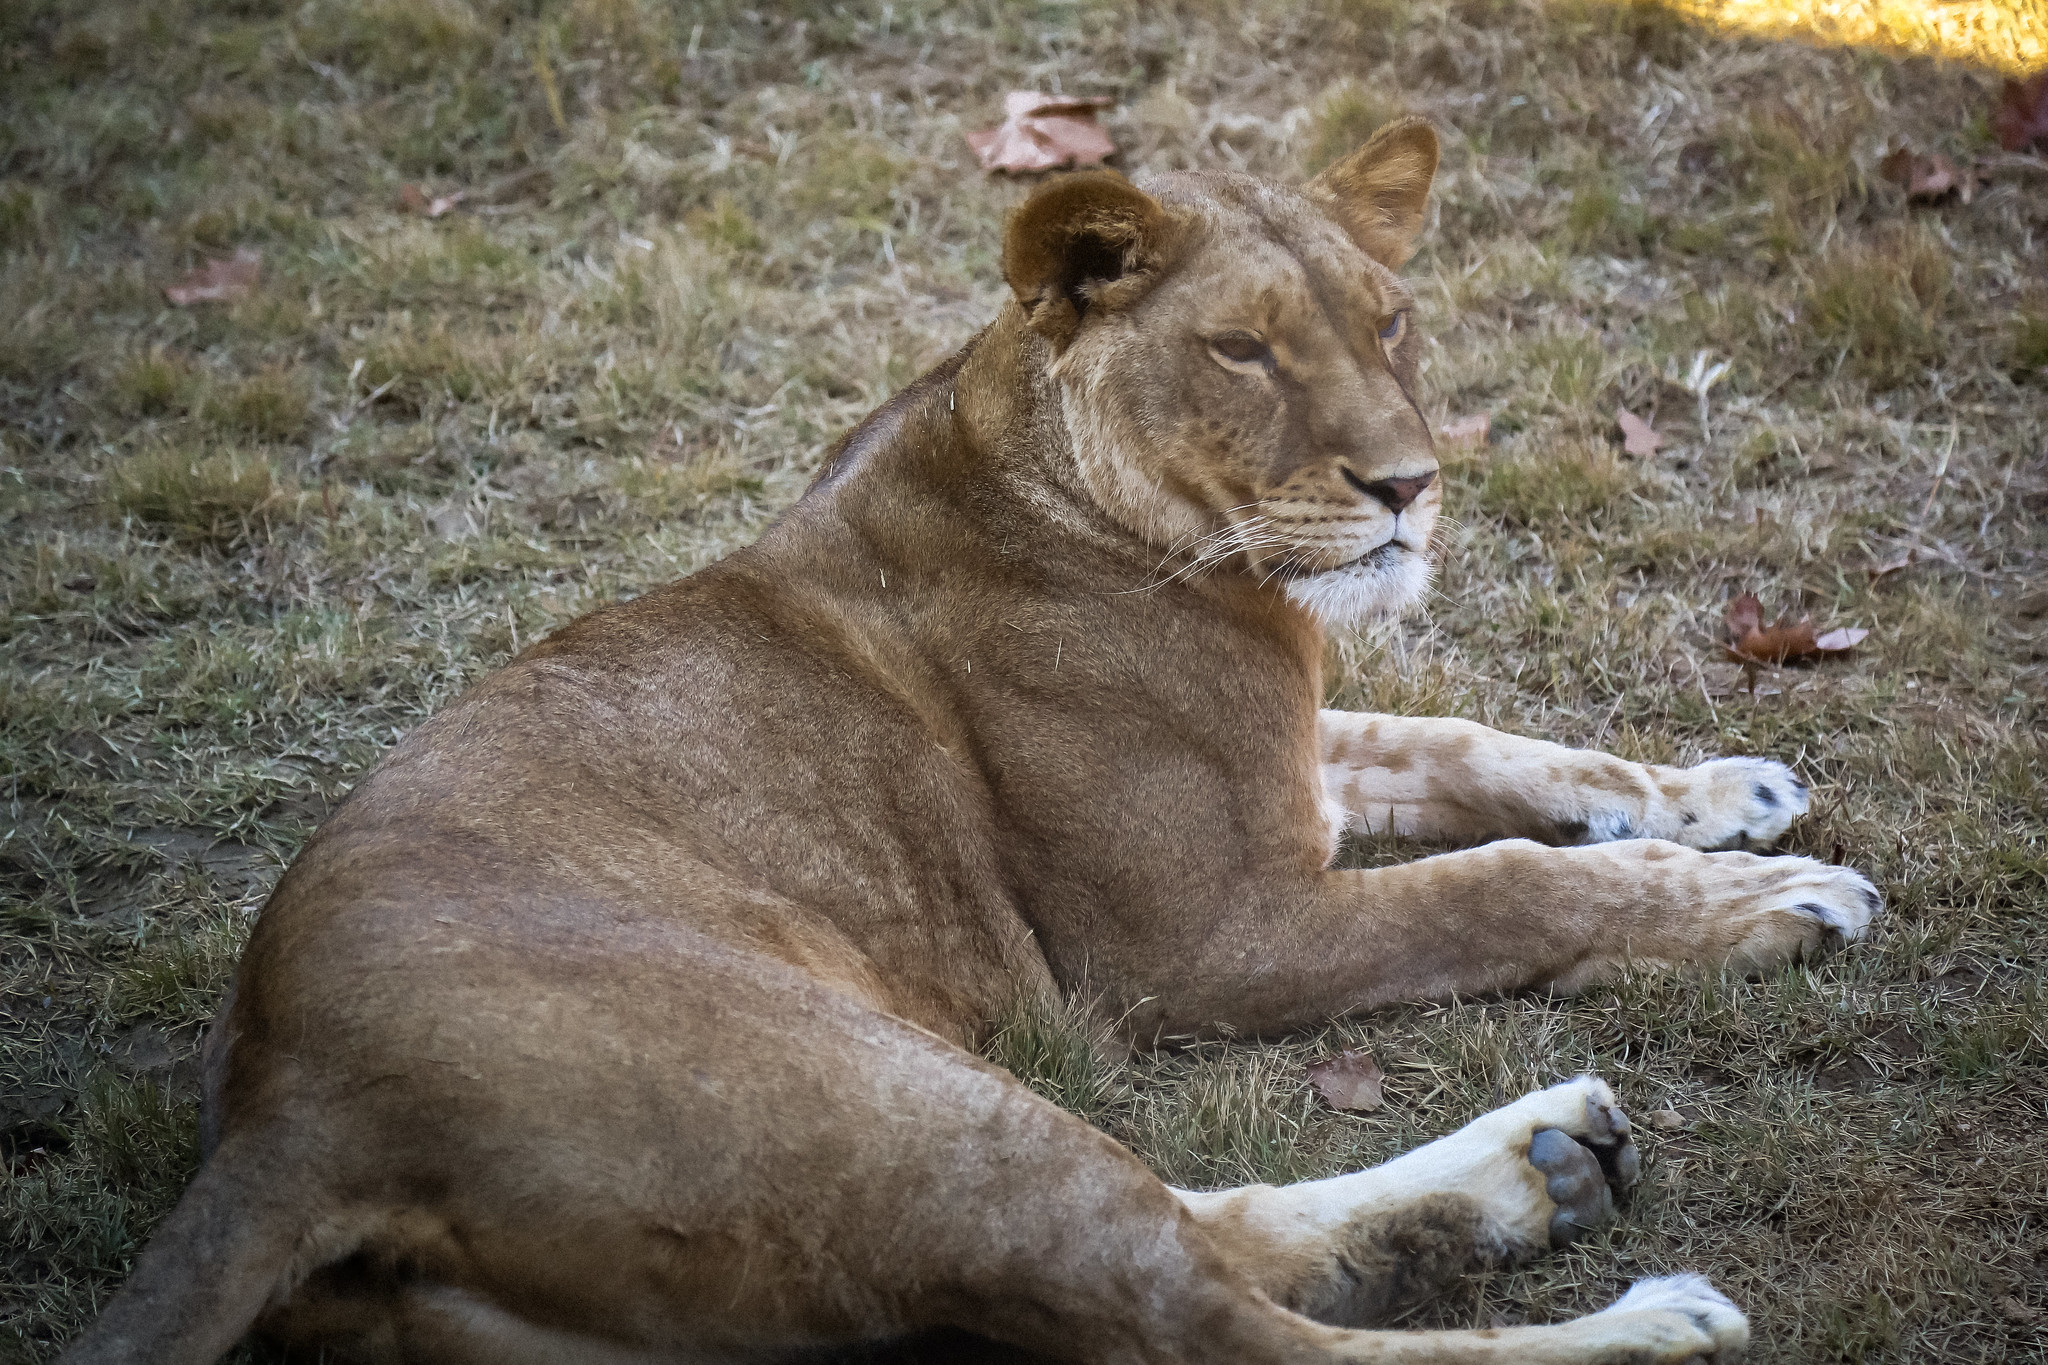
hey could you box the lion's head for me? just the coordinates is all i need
[1003,119,1442,627]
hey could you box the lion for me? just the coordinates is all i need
[61,119,1879,1365]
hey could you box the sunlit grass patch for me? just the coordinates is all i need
[1666,0,2048,75]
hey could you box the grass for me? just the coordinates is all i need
[1,0,2045,1360]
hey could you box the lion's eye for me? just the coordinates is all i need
[1378,311,1407,345]
[1209,333,1273,370]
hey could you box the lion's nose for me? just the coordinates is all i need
[1342,468,1436,514]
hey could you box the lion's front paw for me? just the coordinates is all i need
[1581,1275,1750,1362]
[1659,757,1809,850]
[1713,853,1881,973]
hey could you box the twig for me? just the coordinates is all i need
[532,33,569,135]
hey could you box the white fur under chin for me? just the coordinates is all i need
[1282,548,1433,627]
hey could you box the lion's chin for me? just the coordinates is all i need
[1280,545,1433,627]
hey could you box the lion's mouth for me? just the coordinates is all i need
[1278,538,1411,579]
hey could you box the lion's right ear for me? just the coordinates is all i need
[1306,117,1439,268]
[1002,171,1172,352]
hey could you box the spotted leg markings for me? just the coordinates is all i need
[1657,756,1810,851]
[1578,1274,1751,1362]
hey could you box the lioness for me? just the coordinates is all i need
[64,120,1878,1365]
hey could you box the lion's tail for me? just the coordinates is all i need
[58,1126,315,1365]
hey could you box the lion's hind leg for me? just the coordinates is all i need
[1172,1077,1641,1327]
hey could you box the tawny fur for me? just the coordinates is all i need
[60,119,1867,1365]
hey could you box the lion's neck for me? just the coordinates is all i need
[950,308,1211,556]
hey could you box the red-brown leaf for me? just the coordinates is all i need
[1438,412,1490,447]
[967,92,1117,174]
[1725,592,1763,641]
[1725,593,1867,664]
[1993,73,2048,153]
[1617,408,1663,457]
[163,248,261,306]
[400,184,468,218]
[1878,148,1972,203]
[1733,618,1817,664]
[1306,1050,1384,1112]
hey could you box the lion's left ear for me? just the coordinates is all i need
[1306,117,1439,268]
[1002,171,1173,352]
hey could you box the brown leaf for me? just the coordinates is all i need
[1999,1296,2043,1325]
[1438,412,1490,447]
[1725,592,1763,641]
[1306,1050,1384,1112]
[1616,408,1663,458]
[967,92,1117,174]
[400,184,468,218]
[163,248,261,306]
[1645,1108,1686,1131]
[1878,147,1973,204]
[1733,618,1818,665]
[1992,73,2048,153]
[1725,593,1867,664]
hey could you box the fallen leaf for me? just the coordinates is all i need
[1734,618,1818,664]
[1999,1296,2043,1325]
[1306,1050,1384,1112]
[1438,412,1490,447]
[1878,147,1973,204]
[1725,593,1867,665]
[1812,626,1869,652]
[1992,72,2048,153]
[1867,548,1915,579]
[163,248,261,306]
[1645,1108,1686,1131]
[1617,408,1663,458]
[1725,592,1762,641]
[399,184,468,218]
[967,92,1116,174]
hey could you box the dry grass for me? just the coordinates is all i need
[3,0,2046,1360]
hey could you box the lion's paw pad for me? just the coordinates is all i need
[1529,1128,1613,1245]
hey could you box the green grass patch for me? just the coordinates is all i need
[107,448,297,547]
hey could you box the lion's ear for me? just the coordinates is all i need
[1002,171,1172,351]
[1306,117,1439,268]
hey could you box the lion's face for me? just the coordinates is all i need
[1004,121,1443,626]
